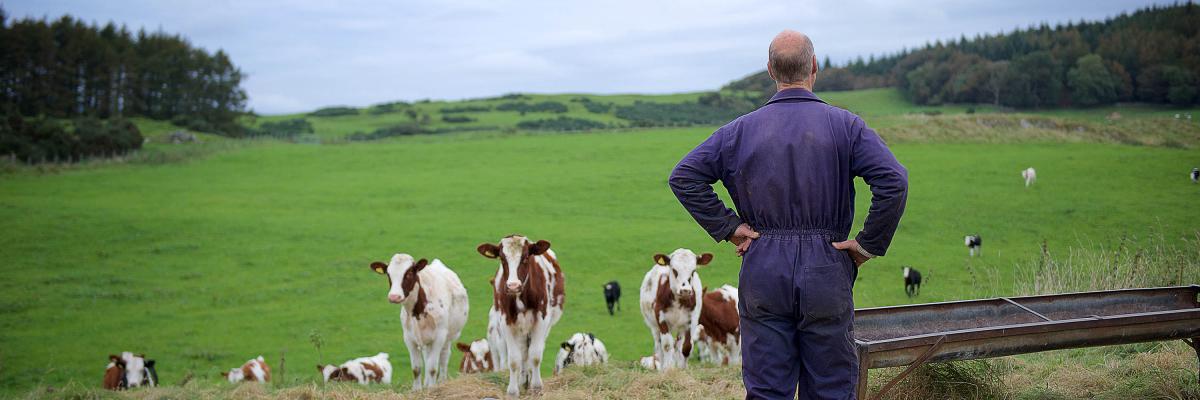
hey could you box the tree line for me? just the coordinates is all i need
[726,2,1200,108]
[0,7,248,134]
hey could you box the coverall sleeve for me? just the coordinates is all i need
[669,127,742,242]
[849,117,908,256]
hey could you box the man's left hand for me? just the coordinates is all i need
[832,239,874,267]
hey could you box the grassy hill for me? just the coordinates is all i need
[1,88,1198,398]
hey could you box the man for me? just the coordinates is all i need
[669,30,907,399]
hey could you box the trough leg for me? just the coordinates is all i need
[855,343,870,400]
[1185,338,1199,383]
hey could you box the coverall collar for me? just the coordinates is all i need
[765,88,827,106]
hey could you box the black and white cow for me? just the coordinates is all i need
[603,281,621,316]
[1191,168,1198,183]
[902,266,922,298]
[965,235,982,257]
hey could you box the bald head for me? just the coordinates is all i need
[768,30,816,86]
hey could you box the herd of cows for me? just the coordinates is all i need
[101,235,741,398]
[97,166,1109,396]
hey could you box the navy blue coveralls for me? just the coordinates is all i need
[669,88,908,400]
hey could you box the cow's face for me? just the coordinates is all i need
[478,235,550,296]
[654,249,712,299]
[371,253,429,304]
[456,340,492,373]
[121,352,147,387]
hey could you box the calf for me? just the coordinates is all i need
[603,280,621,315]
[639,249,710,371]
[118,352,155,388]
[318,353,392,385]
[223,356,271,383]
[638,355,661,370]
[370,254,469,390]
[965,235,982,257]
[103,355,126,390]
[1022,167,1037,187]
[903,266,922,298]
[477,235,566,397]
[696,285,740,366]
[1191,168,1198,183]
[456,339,494,373]
[553,333,609,375]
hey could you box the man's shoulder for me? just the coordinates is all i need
[741,99,862,125]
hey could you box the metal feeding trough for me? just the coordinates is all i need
[852,285,1200,400]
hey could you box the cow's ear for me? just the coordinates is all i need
[477,243,500,259]
[654,254,670,266]
[561,341,571,350]
[696,253,714,266]
[135,353,146,358]
[456,342,471,353]
[316,364,324,372]
[413,259,429,272]
[370,262,388,275]
[530,240,551,255]
[109,354,120,362]
[221,371,229,377]
[145,360,155,368]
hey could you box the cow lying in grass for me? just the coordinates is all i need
[456,339,495,373]
[553,332,609,375]
[318,353,392,385]
[223,356,271,383]
[104,352,155,389]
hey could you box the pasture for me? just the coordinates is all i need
[1,90,1198,397]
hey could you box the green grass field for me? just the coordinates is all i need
[1,88,1199,397]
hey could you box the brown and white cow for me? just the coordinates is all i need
[318,352,392,385]
[103,355,126,390]
[223,356,271,383]
[370,254,469,390]
[456,339,495,373]
[639,248,710,370]
[696,285,741,366]
[477,235,565,398]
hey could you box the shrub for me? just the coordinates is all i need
[253,118,314,137]
[583,101,614,113]
[516,116,607,131]
[0,113,143,163]
[308,106,359,117]
[614,101,744,127]
[367,102,407,115]
[496,101,569,114]
[442,115,476,123]
[440,105,491,114]
[345,123,427,141]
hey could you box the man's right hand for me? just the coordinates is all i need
[728,223,760,257]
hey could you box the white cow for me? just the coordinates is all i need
[553,332,610,374]
[370,254,469,390]
[696,285,741,366]
[1022,167,1037,187]
[640,248,710,371]
[477,235,565,398]
[318,353,392,385]
[223,356,271,383]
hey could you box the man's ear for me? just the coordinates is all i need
[812,54,820,75]
[697,253,713,266]
[413,259,429,272]
[456,342,472,353]
[530,240,551,255]
[654,254,670,266]
[477,243,500,259]
[370,262,388,275]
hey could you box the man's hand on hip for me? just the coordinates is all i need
[728,223,760,257]
[832,239,875,267]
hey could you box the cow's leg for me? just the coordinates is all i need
[504,330,526,398]
[658,332,677,370]
[424,331,446,388]
[408,346,424,391]
[527,322,552,393]
[437,339,453,383]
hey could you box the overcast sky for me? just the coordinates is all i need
[4,0,1170,114]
